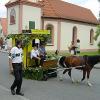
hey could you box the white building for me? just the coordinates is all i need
[5,0,99,52]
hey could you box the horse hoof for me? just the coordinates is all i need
[76,80,80,83]
[87,83,92,87]
[59,78,63,81]
[58,76,63,81]
[72,81,75,83]
[71,79,75,83]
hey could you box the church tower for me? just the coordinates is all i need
[5,0,42,34]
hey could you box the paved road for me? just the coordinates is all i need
[0,51,100,100]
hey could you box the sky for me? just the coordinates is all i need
[0,0,100,18]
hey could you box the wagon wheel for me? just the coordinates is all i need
[42,74,48,81]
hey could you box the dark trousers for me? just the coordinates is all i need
[11,63,23,93]
[32,57,44,67]
[34,58,39,67]
[40,55,45,66]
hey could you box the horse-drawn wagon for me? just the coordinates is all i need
[27,54,58,80]
[7,30,59,80]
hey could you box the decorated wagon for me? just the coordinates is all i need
[7,29,58,80]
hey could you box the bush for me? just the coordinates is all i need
[23,67,43,80]
[98,41,100,53]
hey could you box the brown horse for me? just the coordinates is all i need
[57,55,100,86]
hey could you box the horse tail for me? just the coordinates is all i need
[57,56,66,68]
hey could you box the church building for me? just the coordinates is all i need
[5,0,99,52]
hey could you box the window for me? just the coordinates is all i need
[46,24,54,44]
[10,8,16,25]
[72,26,77,45]
[90,29,94,45]
[29,21,35,29]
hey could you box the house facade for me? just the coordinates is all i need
[5,0,99,52]
[0,18,7,37]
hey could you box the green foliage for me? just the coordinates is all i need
[46,54,61,61]
[23,67,43,80]
[6,34,15,39]
[6,34,49,47]
[94,25,100,40]
[97,41,100,52]
[94,25,100,50]
[80,51,100,55]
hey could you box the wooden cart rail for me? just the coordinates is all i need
[42,59,58,70]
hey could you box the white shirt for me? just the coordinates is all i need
[31,49,39,59]
[35,39,40,44]
[10,47,23,63]
[76,43,80,52]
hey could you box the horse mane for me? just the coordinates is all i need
[85,55,100,67]
[59,56,66,68]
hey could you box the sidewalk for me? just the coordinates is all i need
[94,64,100,69]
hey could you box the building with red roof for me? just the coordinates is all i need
[5,0,99,51]
[0,18,7,36]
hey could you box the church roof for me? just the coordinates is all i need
[6,0,99,25]
[40,0,98,24]
[5,0,42,8]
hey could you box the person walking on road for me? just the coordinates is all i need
[9,40,24,96]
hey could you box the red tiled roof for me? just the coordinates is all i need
[0,18,7,36]
[6,0,42,8]
[40,0,98,24]
[6,0,98,24]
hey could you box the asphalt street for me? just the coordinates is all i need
[0,51,100,100]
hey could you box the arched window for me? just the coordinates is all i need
[10,8,16,25]
[90,29,94,45]
[45,24,54,44]
[72,26,77,45]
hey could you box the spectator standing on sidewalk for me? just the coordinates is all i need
[68,41,76,55]
[76,39,80,55]
[0,37,3,50]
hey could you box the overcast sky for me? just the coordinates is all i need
[0,0,100,18]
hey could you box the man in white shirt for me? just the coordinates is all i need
[31,45,41,67]
[9,40,24,96]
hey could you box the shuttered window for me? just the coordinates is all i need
[46,24,54,44]
[29,21,35,29]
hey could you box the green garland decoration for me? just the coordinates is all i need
[6,34,49,47]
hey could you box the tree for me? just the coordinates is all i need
[98,0,100,20]
[95,25,100,39]
[95,25,100,52]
